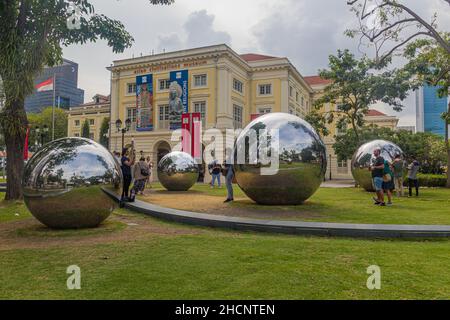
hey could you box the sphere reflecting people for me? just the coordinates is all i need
[351,139,404,191]
[22,138,122,229]
[234,113,327,205]
[158,151,199,191]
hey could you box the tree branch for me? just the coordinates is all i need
[378,31,432,65]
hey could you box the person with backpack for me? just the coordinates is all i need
[133,156,150,196]
[382,159,394,206]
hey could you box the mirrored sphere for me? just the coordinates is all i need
[158,151,199,191]
[23,138,122,229]
[351,139,404,192]
[234,113,327,205]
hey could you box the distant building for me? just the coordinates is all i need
[396,126,416,133]
[364,109,399,130]
[25,59,84,113]
[416,84,448,137]
[67,94,110,142]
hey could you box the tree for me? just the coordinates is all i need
[81,119,90,139]
[402,35,450,186]
[28,107,68,149]
[0,0,174,200]
[309,49,410,141]
[346,0,450,65]
[99,117,110,148]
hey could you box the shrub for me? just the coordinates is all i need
[405,174,447,188]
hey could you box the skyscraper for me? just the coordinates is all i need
[25,59,84,113]
[416,84,449,137]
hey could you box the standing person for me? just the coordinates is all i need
[145,157,153,190]
[407,158,420,197]
[392,154,405,197]
[369,148,386,206]
[210,160,222,188]
[121,147,134,202]
[382,160,394,206]
[133,156,150,196]
[223,160,234,203]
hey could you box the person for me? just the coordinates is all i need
[407,158,420,197]
[133,157,150,196]
[121,147,134,202]
[382,160,394,206]
[369,148,386,206]
[223,160,234,203]
[211,161,222,188]
[392,154,404,197]
[113,151,121,164]
[145,157,153,190]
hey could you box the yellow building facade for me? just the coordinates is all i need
[108,44,314,180]
[67,94,110,142]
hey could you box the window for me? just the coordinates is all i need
[233,79,243,93]
[74,133,80,137]
[296,92,299,102]
[301,96,305,107]
[194,74,207,87]
[258,107,272,114]
[289,106,295,115]
[159,105,170,130]
[193,101,206,127]
[258,84,272,95]
[289,86,293,97]
[89,133,94,140]
[233,105,243,129]
[89,119,95,126]
[337,158,349,174]
[127,107,137,123]
[127,83,137,95]
[159,79,170,91]
[75,120,80,127]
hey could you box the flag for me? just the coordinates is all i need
[23,127,30,160]
[35,77,54,92]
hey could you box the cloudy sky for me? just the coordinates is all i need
[63,0,450,126]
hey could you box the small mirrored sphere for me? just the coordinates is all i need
[23,138,122,229]
[351,139,404,191]
[234,113,327,205]
[158,151,199,191]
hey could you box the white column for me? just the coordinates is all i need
[280,75,289,113]
[216,65,233,129]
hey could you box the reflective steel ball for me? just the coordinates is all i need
[23,138,122,229]
[351,139,404,192]
[158,151,199,191]
[234,113,327,205]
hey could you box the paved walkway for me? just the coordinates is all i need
[321,180,355,188]
[103,188,450,239]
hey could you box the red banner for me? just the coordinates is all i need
[181,113,202,163]
[23,127,30,160]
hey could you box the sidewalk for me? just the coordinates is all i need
[321,180,355,188]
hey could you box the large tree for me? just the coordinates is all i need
[0,0,174,200]
[306,49,410,141]
[346,0,450,64]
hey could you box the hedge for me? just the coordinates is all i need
[404,174,447,188]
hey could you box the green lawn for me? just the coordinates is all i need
[149,183,450,225]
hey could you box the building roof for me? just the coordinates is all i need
[366,109,387,117]
[239,53,278,62]
[303,76,333,86]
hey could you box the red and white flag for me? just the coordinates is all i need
[35,77,54,92]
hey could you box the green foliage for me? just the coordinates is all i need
[312,49,411,139]
[99,117,110,148]
[81,119,90,139]
[405,174,447,188]
[27,107,68,146]
[334,126,447,173]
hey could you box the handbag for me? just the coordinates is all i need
[383,174,392,183]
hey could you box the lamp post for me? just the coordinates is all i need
[116,118,131,151]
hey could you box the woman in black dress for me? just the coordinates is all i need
[121,147,134,201]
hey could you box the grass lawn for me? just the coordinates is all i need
[147,183,450,225]
[1,201,450,299]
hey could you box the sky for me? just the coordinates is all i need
[63,0,450,127]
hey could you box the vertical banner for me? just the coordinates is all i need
[136,74,154,131]
[169,70,188,130]
[23,127,30,160]
[181,113,202,163]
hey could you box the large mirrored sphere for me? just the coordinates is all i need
[351,139,404,192]
[158,151,199,191]
[234,113,327,205]
[23,138,122,229]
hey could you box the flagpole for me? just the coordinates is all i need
[52,74,55,141]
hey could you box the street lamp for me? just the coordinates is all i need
[116,118,131,151]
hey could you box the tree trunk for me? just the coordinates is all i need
[1,97,27,200]
[447,102,450,188]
